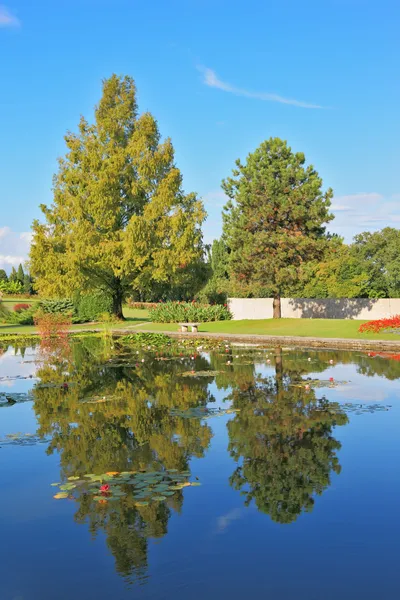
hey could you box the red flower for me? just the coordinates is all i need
[100,484,110,493]
[329,377,334,382]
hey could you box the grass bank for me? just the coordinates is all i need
[0,307,150,336]
[142,318,400,341]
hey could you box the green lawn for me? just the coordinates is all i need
[0,306,150,336]
[142,318,400,341]
[1,303,397,342]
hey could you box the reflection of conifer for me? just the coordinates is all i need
[226,353,348,524]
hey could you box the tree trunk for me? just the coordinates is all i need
[273,295,281,319]
[112,285,124,320]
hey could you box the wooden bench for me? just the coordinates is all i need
[178,323,199,333]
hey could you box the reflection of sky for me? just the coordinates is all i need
[0,347,38,394]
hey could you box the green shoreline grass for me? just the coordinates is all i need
[143,318,400,341]
[1,308,399,342]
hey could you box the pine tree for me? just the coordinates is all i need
[222,138,333,317]
[0,269,8,282]
[23,274,32,295]
[9,266,17,282]
[17,263,24,285]
[31,75,205,318]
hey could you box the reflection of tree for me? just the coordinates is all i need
[32,336,213,583]
[227,353,348,524]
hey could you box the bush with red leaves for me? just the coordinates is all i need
[13,303,31,312]
[359,315,400,333]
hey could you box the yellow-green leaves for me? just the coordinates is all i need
[31,74,206,317]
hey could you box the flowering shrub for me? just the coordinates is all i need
[148,301,232,323]
[128,301,158,310]
[359,315,400,333]
[13,303,31,312]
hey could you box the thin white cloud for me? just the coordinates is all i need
[328,192,400,242]
[216,508,242,534]
[333,192,384,205]
[199,66,324,109]
[0,227,31,271]
[331,204,351,212]
[0,5,20,28]
[0,226,11,239]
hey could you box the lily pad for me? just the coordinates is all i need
[54,492,69,499]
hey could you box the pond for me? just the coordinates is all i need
[0,335,399,600]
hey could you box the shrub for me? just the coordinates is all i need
[13,303,31,312]
[128,300,158,310]
[0,280,23,294]
[359,315,400,334]
[39,298,75,315]
[0,301,9,321]
[148,301,232,323]
[6,304,36,325]
[76,293,113,323]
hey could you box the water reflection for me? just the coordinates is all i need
[31,336,214,583]
[1,336,397,589]
[225,350,348,523]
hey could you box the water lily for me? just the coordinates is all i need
[100,484,110,493]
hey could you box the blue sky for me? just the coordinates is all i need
[0,0,399,270]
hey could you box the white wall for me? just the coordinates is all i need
[228,297,400,320]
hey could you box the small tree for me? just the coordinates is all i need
[31,74,205,318]
[9,266,17,283]
[0,269,8,282]
[23,274,33,295]
[222,138,333,317]
[17,263,24,285]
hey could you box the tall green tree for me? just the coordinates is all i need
[222,138,333,316]
[17,263,24,285]
[9,266,17,282]
[0,269,8,282]
[23,273,32,295]
[351,227,400,297]
[31,75,205,318]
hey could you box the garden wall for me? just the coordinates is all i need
[228,298,400,320]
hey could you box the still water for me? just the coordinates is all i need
[0,335,399,600]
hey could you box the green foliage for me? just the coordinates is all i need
[294,243,371,298]
[0,301,9,321]
[197,239,229,304]
[31,74,206,318]
[121,332,174,347]
[0,280,23,294]
[9,266,17,283]
[76,293,113,323]
[222,138,333,310]
[148,301,232,323]
[17,263,24,285]
[6,305,36,325]
[23,274,33,294]
[0,269,8,282]
[39,298,75,315]
[352,228,400,297]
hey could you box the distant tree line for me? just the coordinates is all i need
[0,263,34,295]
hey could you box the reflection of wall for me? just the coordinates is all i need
[228,297,400,320]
